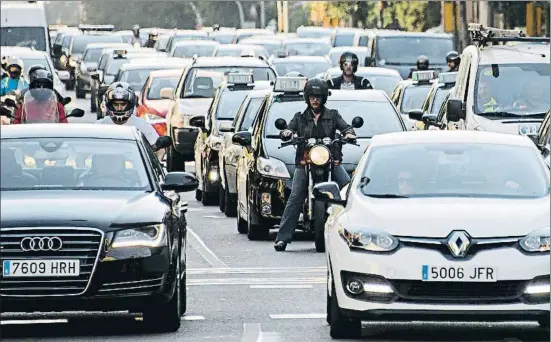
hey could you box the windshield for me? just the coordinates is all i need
[297,30,330,39]
[83,48,103,62]
[119,69,160,92]
[106,58,132,75]
[237,97,264,131]
[431,87,453,114]
[18,58,52,77]
[474,63,550,117]
[1,139,151,191]
[1,27,47,51]
[283,42,331,56]
[216,90,251,120]
[240,41,281,56]
[72,35,123,55]
[334,33,356,47]
[329,50,368,66]
[274,61,331,79]
[400,85,432,113]
[212,34,234,44]
[360,143,549,199]
[215,46,268,58]
[376,37,453,64]
[181,67,276,98]
[364,75,402,96]
[264,99,404,137]
[147,76,180,100]
[172,44,216,58]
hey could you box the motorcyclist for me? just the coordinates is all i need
[212,24,220,32]
[407,55,430,79]
[96,82,163,157]
[274,78,357,252]
[131,25,141,47]
[326,52,372,90]
[1,56,8,80]
[0,58,29,96]
[22,65,67,105]
[13,69,67,124]
[446,51,460,72]
[143,29,158,48]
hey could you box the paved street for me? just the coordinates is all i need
[1,92,549,341]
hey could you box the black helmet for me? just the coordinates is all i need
[446,51,460,63]
[213,24,220,31]
[416,55,429,70]
[29,69,53,89]
[339,52,359,73]
[28,64,47,78]
[303,78,329,106]
[105,82,137,124]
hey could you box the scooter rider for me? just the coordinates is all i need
[0,58,28,96]
[446,51,460,72]
[144,29,158,48]
[407,55,430,79]
[326,52,372,90]
[131,24,141,47]
[22,65,68,105]
[274,78,357,252]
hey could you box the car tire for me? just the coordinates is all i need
[247,198,269,241]
[329,281,362,339]
[218,185,225,212]
[224,185,237,217]
[142,253,182,333]
[180,268,187,315]
[167,146,186,172]
[313,201,326,253]
[75,81,86,99]
[195,188,202,201]
[90,94,97,113]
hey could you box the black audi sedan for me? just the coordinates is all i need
[0,124,198,332]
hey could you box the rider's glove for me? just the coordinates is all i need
[281,129,293,139]
[344,133,356,140]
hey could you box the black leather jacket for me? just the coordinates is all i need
[326,75,372,90]
[285,107,355,165]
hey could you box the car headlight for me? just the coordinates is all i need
[520,226,550,252]
[309,145,330,166]
[338,225,399,252]
[257,157,290,179]
[69,58,77,67]
[207,136,223,150]
[111,224,167,248]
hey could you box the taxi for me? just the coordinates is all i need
[410,71,457,130]
[218,88,271,218]
[528,109,551,168]
[169,40,219,58]
[136,69,184,137]
[232,77,407,240]
[188,73,272,206]
[390,70,436,130]
[214,44,269,60]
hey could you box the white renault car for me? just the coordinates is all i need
[314,130,550,339]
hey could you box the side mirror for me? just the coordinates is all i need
[87,65,97,72]
[56,70,71,81]
[0,106,14,118]
[446,99,465,122]
[159,48,167,52]
[154,135,173,150]
[4,97,17,108]
[274,118,288,130]
[160,87,174,100]
[408,109,424,121]
[219,122,234,132]
[422,113,438,125]
[351,116,364,128]
[62,97,72,106]
[364,56,375,66]
[67,108,85,118]
[312,181,347,206]
[90,73,100,80]
[189,115,205,128]
[232,131,252,146]
[160,172,199,192]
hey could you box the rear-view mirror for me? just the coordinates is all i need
[219,122,233,133]
[274,118,287,130]
[62,97,72,106]
[312,182,347,206]
[161,172,198,192]
[408,109,424,121]
[446,99,465,122]
[189,115,205,128]
[67,108,85,118]
[232,131,252,147]
[364,56,375,66]
[351,116,364,128]
[154,136,173,150]
[160,87,174,100]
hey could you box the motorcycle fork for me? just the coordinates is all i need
[307,164,313,221]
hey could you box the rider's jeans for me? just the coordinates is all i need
[276,164,350,243]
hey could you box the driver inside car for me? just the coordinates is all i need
[1,148,39,188]
[78,154,135,188]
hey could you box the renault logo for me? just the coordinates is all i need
[20,237,63,252]
[446,231,471,257]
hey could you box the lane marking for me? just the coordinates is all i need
[203,215,226,219]
[187,277,325,286]
[181,315,205,321]
[188,227,229,268]
[241,323,261,342]
[249,285,313,289]
[269,313,326,319]
[188,267,326,275]
[258,331,282,342]
[1,319,68,325]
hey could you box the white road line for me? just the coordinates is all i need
[181,315,205,321]
[269,313,326,319]
[258,331,282,342]
[187,277,325,286]
[249,285,313,289]
[186,208,205,212]
[241,323,261,342]
[1,319,68,325]
[188,267,326,275]
[188,227,229,268]
[203,215,226,219]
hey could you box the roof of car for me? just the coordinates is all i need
[328,89,390,102]
[221,80,273,90]
[85,42,132,50]
[217,44,266,51]
[1,47,47,58]
[329,46,370,54]
[173,40,219,47]
[148,69,185,78]
[283,38,331,44]
[192,56,270,67]
[374,30,452,39]
[123,58,192,69]
[272,56,330,63]
[370,130,534,147]
[326,66,402,77]
[173,30,209,36]
[1,124,139,140]
[478,44,550,64]
[239,38,282,45]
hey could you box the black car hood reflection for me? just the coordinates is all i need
[1,190,169,231]
[263,137,370,176]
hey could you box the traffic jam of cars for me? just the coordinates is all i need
[0,8,549,339]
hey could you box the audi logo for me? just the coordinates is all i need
[20,237,63,252]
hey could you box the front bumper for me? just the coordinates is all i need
[329,229,550,318]
[251,177,292,220]
[172,126,198,159]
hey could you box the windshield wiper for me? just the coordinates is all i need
[477,111,546,119]
[182,95,208,99]
[363,193,409,198]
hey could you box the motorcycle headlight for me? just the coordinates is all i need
[309,145,330,166]
[207,136,223,151]
[520,227,550,252]
[257,157,290,179]
[338,225,399,252]
[69,58,77,67]
[111,224,167,248]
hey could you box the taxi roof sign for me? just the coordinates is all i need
[227,72,254,85]
[273,76,307,93]
[438,72,457,84]
[412,70,435,83]
[113,49,128,56]
[78,24,115,32]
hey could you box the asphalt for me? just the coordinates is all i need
[0,92,549,342]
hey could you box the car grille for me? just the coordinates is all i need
[98,276,164,295]
[389,279,525,304]
[0,227,104,297]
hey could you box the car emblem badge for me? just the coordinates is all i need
[446,231,471,257]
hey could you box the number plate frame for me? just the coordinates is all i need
[2,259,80,277]
[421,265,497,282]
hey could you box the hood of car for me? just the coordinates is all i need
[1,190,169,232]
[177,98,213,117]
[471,114,543,135]
[344,195,549,238]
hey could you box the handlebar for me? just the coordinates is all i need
[278,136,359,149]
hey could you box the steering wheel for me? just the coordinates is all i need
[82,174,136,187]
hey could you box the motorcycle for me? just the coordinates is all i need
[274,116,364,252]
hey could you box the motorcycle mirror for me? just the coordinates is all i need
[155,136,173,150]
[351,117,364,128]
[4,98,17,108]
[0,105,14,118]
[62,97,72,105]
[68,108,85,118]
[275,118,287,130]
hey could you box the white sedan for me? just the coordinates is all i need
[314,130,550,339]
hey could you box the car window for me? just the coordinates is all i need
[172,44,216,58]
[430,87,453,114]
[360,143,549,199]
[400,85,432,113]
[141,134,164,183]
[83,48,103,62]
[376,36,453,64]
[1,27,47,51]
[362,75,402,96]
[71,35,123,55]
[1,138,152,191]
[18,57,51,77]
[215,89,251,120]
[238,97,264,131]
[274,61,331,79]
[283,42,331,56]
[147,76,180,100]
